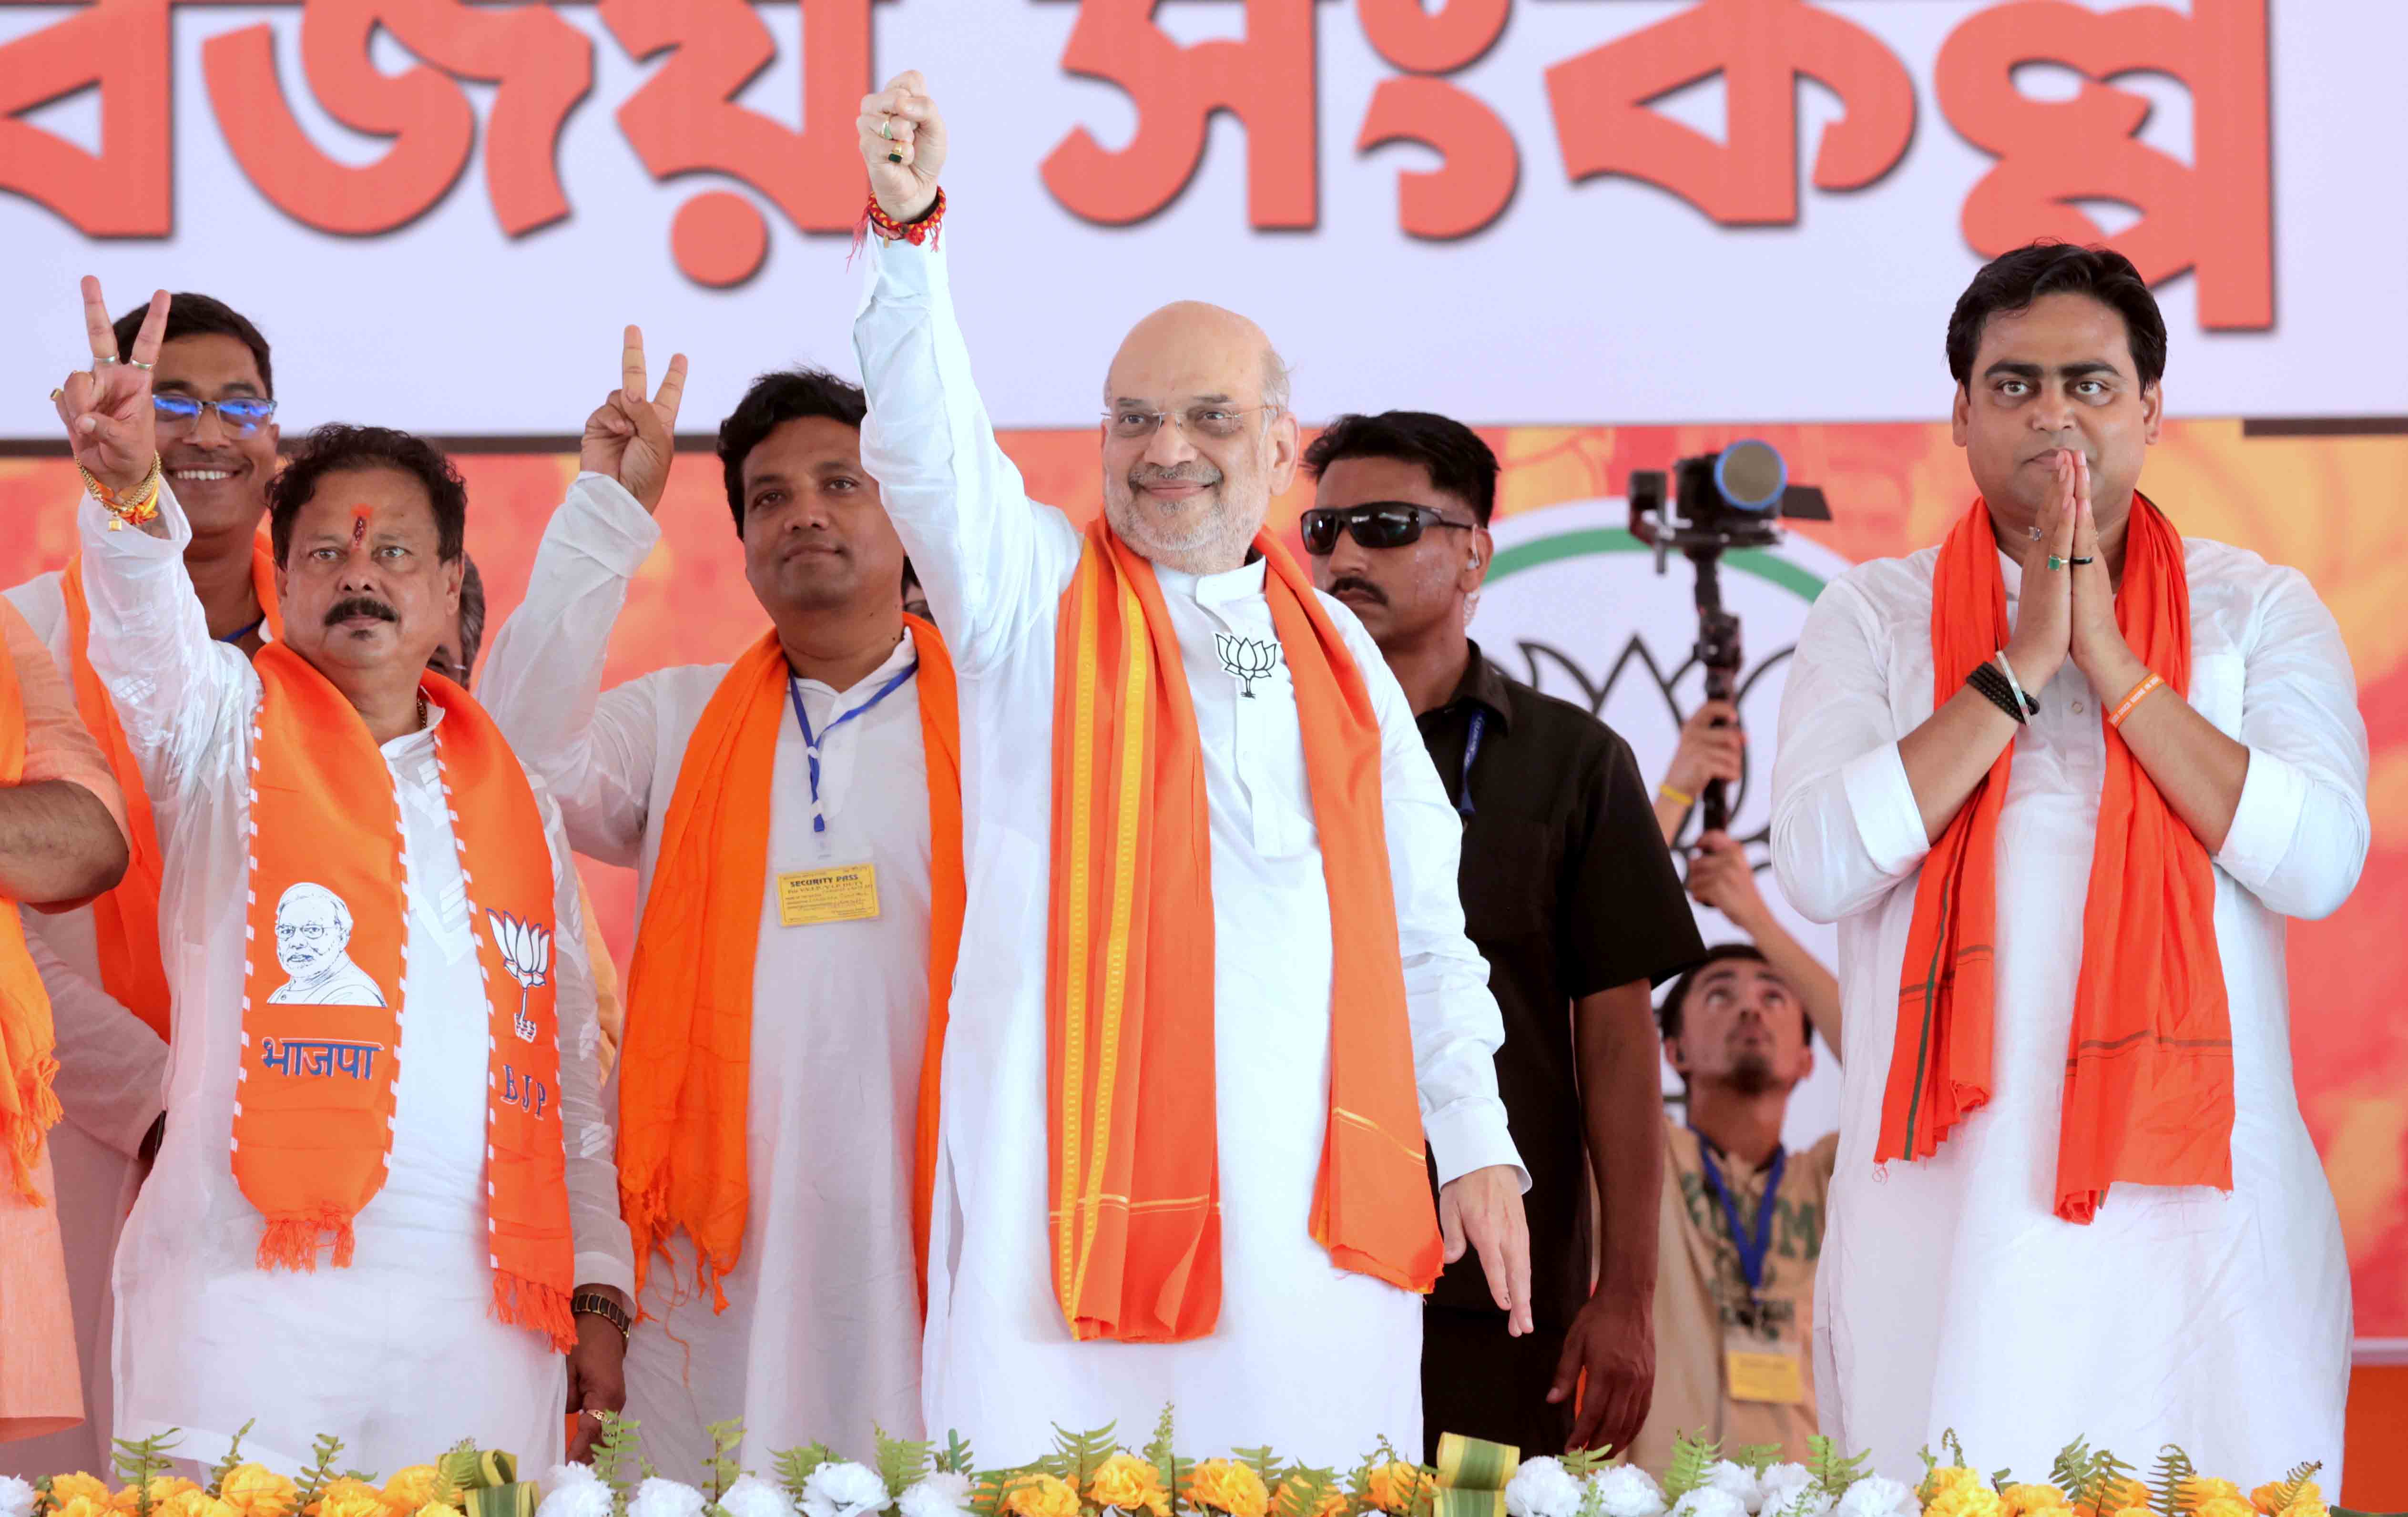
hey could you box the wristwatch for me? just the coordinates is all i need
[571,1289,633,1342]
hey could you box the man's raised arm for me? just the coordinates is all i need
[851,71,1079,673]
[51,280,251,805]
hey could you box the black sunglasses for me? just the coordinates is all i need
[1299,502,1479,556]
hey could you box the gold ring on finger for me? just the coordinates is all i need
[880,119,894,140]
[50,388,63,401]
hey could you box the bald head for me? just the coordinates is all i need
[1100,302,1299,575]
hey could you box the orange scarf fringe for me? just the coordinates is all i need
[0,630,62,1205]
[1880,494,2233,1222]
[1045,520,1440,1343]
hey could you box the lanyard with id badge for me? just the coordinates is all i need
[1694,1130,1806,1406]
[776,660,916,926]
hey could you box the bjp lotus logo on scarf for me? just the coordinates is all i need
[485,909,551,1042]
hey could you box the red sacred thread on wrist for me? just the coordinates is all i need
[860,188,946,247]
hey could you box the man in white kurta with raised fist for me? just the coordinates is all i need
[849,74,1532,1466]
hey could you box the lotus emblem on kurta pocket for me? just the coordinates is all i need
[486,908,551,1042]
[1214,633,1282,697]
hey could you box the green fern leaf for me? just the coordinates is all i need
[2072,1449,2139,1517]
[111,1430,185,1517]
[1560,1450,1616,1483]
[2147,1447,2195,1517]
[1731,1447,1782,1480]
[773,1446,837,1510]
[1274,1468,1339,1517]
[207,1422,259,1501]
[1992,1473,2015,1497]
[294,1434,348,1515]
[1234,1450,1285,1491]
[877,1427,937,1502]
[933,1432,979,1478]
[2047,1442,2095,1500]
[2271,1464,2323,1515]
[1663,1433,1723,1502]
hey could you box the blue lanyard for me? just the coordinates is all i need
[1692,1129,1786,1297]
[1454,709,1488,819]
[785,658,918,835]
[217,614,265,645]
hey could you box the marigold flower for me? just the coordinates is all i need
[55,1495,114,1517]
[381,1468,441,1517]
[2281,1502,2329,1517]
[310,1480,388,1517]
[2192,1497,2254,1517]
[1920,1471,1984,1508]
[1924,1486,2004,1517]
[2000,1488,2067,1517]
[113,1481,201,1515]
[1273,1483,1349,1517]
[1000,1474,1081,1517]
[220,1466,299,1517]
[1089,1456,1170,1517]
[2175,1483,2241,1515]
[1363,1465,1427,1517]
[2074,1484,2152,1517]
[1187,1462,1271,1517]
[157,1491,242,1517]
[51,1479,112,1509]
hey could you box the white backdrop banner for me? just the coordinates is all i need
[5,0,2405,439]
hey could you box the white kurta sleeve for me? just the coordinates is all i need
[1771,572,1930,924]
[74,484,252,807]
[853,232,1081,674]
[478,474,667,868]
[1336,607,1524,1190]
[2211,568,2369,920]
[539,781,635,1295]
[25,926,166,1156]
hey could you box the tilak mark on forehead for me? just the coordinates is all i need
[350,505,371,545]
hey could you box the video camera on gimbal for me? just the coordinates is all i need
[1628,441,1831,837]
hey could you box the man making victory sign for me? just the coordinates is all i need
[851,75,1529,1466]
[51,279,633,1475]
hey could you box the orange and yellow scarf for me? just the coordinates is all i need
[1881,494,2231,1222]
[233,644,576,1346]
[616,617,962,1310]
[63,543,283,1039]
[1047,519,1440,1342]
[0,635,61,1204]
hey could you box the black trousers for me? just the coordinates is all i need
[1419,1303,1573,1462]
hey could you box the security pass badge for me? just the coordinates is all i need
[1724,1293,1806,1405]
[1214,633,1282,697]
[777,863,881,926]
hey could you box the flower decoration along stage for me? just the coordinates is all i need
[8,1415,2376,1517]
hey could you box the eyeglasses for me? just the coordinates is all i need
[1102,404,1279,442]
[1299,502,1479,556]
[153,395,277,436]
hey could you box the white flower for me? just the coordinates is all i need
[801,1463,893,1517]
[1704,1464,1765,1516]
[1836,1479,1916,1517]
[725,1477,801,1517]
[1505,1459,1585,1517]
[628,1478,709,1517]
[1764,1489,1834,1517]
[536,1466,615,1517]
[1670,1490,1750,1517]
[1760,1469,1814,1510]
[898,1475,975,1517]
[1589,1467,1668,1517]
[0,1476,37,1517]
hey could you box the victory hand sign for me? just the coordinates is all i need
[857,71,948,224]
[579,326,687,515]
[56,278,171,531]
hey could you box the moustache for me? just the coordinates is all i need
[324,596,398,628]
[1128,463,1222,491]
[1327,575,1387,605]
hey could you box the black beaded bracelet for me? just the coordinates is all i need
[1965,662,2028,723]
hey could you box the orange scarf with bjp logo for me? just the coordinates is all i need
[231,644,576,1347]
[616,617,963,1310]
[1047,518,1441,1343]
[0,635,62,1205]
[1879,493,2232,1223]
[62,542,283,1039]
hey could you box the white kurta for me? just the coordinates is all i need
[479,474,932,1476]
[0,567,172,1478]
[74,485,636,1476]
[853,232,1524,1469]
[1769,539,2366,1486]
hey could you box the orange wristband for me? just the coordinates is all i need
[2108,672,2164,729]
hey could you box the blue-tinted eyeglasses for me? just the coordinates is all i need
[153,395,277,436]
